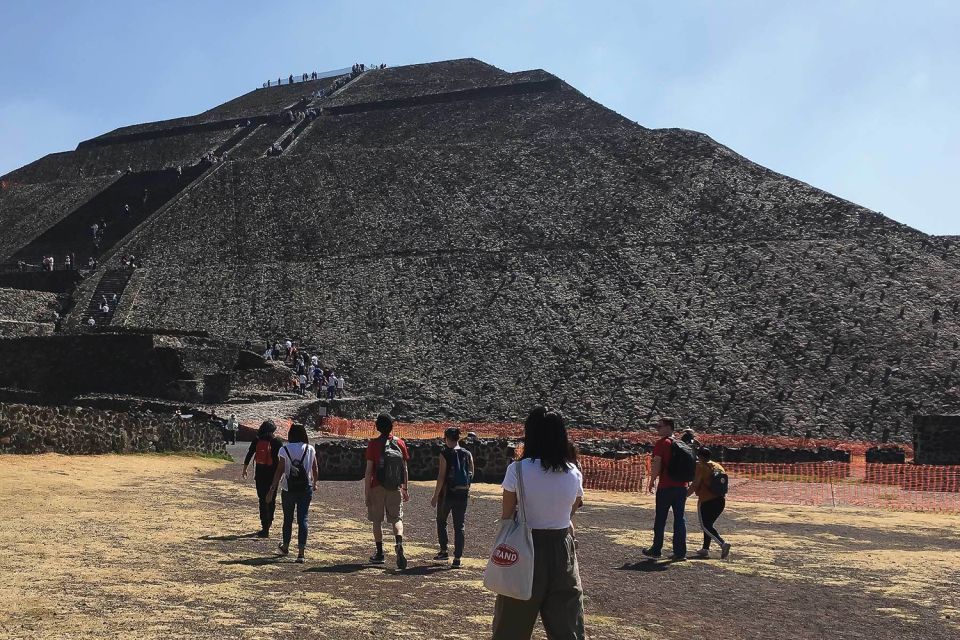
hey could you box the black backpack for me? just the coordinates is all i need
[666,438,697,483]
[377,437,406,490]
[284,445,310,494]
[708,467,729,497]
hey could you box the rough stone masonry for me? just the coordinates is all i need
[0,403,225,456]
[2,58,959,445]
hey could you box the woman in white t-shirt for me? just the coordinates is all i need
[492,406,585,640]
[267,424,318,563]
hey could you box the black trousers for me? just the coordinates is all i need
[255,474,277,533]
[436,489,468,557]
[698,497,726,548]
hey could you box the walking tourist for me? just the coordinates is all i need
[642,417,696,560]
[298,373,307,396]
[336,374,345,398]
[224,413,239,445]
[680,428,701,451]
[267,424,318,563]
[431,427,474,568]
[242,420,283,537]
[326,371,337,400]
[688,447,732,559]
[364,413,410,569]
[313,367,324,398]
[491,406,584,640]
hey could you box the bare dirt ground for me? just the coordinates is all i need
[0,454,958,639]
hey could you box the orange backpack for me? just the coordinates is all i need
[255,439,273,466]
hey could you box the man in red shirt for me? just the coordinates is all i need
[642,417,689,560]
[364,413,410,568]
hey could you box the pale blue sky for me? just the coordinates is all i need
[1,0,957,234]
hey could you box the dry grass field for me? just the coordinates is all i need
[0,454,958,639]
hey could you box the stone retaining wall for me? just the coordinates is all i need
[316,438,517,483]
[914,415,960,465]
[0,402,225,455]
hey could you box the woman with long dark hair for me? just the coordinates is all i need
[491,406,585,640]
[267,423,318,563]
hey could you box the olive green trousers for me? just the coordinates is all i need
[491,528,585,640]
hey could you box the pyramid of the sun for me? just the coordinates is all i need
[1,58,958,439]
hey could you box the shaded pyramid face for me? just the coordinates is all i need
[2,58,959,437]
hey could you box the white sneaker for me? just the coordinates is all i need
[695,548,710,558]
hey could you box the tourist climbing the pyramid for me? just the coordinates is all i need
[326,371,337,400]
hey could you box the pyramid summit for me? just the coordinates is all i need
[1,57,958,439]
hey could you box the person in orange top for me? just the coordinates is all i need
[687,447,732,559]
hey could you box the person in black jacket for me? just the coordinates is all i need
[242,420,284,537]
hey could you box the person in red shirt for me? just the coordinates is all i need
[642,417,689,560]
[364,413,410,568]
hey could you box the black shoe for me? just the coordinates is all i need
[395,544,407,570]
[670,554,687,561]
[257,530,269,538]
[278,543,289,556]
[451,557,462,569]
[434,551,449,561]
[641,548,662,559]
[369,552,385,565]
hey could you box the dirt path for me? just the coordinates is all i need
[0,454,957,639]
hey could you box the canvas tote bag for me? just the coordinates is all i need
[483,460,535,600]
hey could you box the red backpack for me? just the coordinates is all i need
[255,439,274,466]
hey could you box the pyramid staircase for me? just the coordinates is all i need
[83,267,133,326]
[271,69,369,156]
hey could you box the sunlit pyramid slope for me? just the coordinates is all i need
[2,58,958,439]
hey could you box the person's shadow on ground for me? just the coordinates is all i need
[304,563,452,576]
[218,555,286,567]
[200,532,261,542]
[616,559,680,572]
[304,563,376,574]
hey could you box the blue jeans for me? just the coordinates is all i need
[651,486,687,557]
[281,489,312,549]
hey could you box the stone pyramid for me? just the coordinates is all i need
[2,58,958,439]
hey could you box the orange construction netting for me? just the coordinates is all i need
[318,417,912,456]
[317,418,958,513]
[723,462,960,513]
[575,458,960,512]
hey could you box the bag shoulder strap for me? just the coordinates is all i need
[515,460,528,524]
